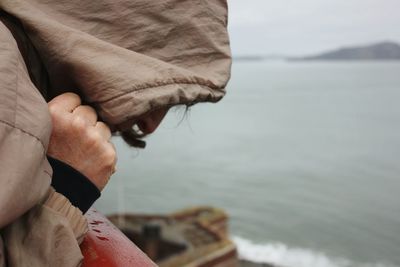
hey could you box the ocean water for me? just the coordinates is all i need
[95,61,400,267]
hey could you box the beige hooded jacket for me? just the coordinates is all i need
[0,0,231,266]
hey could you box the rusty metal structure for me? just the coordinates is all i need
[81,207,239,267]
[108,207,239,267]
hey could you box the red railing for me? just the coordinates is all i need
[80,209,156,267]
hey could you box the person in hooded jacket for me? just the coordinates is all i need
[0,0,231,266]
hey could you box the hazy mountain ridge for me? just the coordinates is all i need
[233,55,286,61]
[294,41,400,61]
[234,41,400,61]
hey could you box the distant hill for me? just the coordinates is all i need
[233,56,265,61]
[233,55,286,62]
[294,41,400,61]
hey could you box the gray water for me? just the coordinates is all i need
[96,61,400,267]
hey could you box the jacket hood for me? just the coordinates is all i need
[0,0,231,131]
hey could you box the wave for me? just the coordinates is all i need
[232,236,398,267]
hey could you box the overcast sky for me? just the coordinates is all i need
[228,0,400,56]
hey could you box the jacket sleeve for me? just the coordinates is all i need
[1,188,88,267]
[0,19,87,267]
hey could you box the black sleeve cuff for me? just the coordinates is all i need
[48,156,101,213]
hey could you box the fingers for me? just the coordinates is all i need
[48,92,81,113]
[101,142,117,189]
[106,142,118,169]
[95,121,112,140]
[73,105,98,125]
[47,92,118,192]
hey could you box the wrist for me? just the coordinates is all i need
[48,156,101,213]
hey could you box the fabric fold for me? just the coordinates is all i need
[0,0,231,130]
[44,188,88,243]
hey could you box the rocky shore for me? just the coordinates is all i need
[240,260,277,267]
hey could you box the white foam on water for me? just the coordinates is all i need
[233,236,398,267]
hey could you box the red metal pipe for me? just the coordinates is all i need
[80,209,156,267]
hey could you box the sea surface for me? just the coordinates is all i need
[95,61,400,267]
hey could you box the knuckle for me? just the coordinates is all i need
[71,116,87,132]
[80,105,96,116]
[64,92,80,101]
[48,103,61,117]
[87,105,97,115]
[97,121,110,131]
[103,147,116,165]
[87,131,102,146]
[96,121,105,128]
